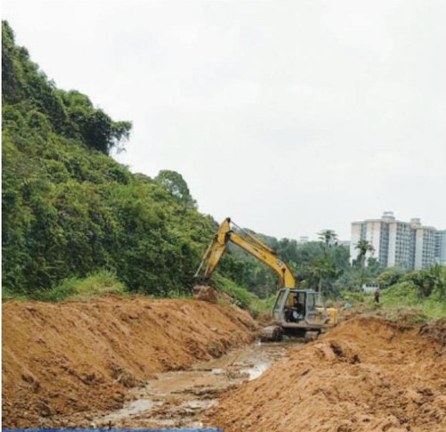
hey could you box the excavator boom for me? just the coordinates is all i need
[195,218,296,288]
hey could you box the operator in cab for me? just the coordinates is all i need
[293,294,304,315]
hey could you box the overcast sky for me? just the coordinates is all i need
[3,0,446,239]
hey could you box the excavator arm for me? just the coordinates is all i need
[195,218,296,288]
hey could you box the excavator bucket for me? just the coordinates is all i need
[193,285,218,304]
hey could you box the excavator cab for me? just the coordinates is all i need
[273,289,325,324]
[264,289,338,341]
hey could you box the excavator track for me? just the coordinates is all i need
[304,330,320,342]
[260,325,283,342]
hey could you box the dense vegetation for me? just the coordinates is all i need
[2,21,215,298]
[380,265,446,318]
[341,265,446,320]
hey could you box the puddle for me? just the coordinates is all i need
[243,361,270,380]
[93,341,294,429]
[102,399,162,422]
[181,400,216,409]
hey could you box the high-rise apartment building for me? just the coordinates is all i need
[387,216,414,269]
[412,220,437,270]
[436,230,446,265]
[350,212,440,270]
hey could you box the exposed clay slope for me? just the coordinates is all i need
[209,317,446,432]
[2,296,257,428]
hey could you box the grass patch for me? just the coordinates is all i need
[381,281,446,320]
[32,270,126,302]
[2,286,29,302]
[340,282,446,322]
[340,290,367,304]
[251,294,277,314]
[211,273,258,311]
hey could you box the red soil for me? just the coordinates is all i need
[2,296,257,428]
[209,317,446,432]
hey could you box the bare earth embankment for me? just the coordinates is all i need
[2,296,257,428]
[4,297,446,431]
[208,317,446,432]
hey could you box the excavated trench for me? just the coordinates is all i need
[4,298,446,431]
[91,341,294,429]
[1,297,259,429]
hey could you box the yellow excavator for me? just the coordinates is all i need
[195,218,339,341]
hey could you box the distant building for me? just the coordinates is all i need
[351,212,393,266]
[436,230,446,265]
[412,220,437,270]
[298,236,309,244]
[350,212,441,270]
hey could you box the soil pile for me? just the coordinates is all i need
[2,296,257,428]
[209,317,446,432]
[419,318,446,347]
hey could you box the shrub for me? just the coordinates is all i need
[34,270,125,302]
[211,273,257,309]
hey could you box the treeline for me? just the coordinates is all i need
[2,21,215,297]
[2,22,131,155]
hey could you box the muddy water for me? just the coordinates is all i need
[94,342,295,429]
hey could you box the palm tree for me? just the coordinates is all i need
[355,240,374,288]
[318,229,338,254]
[308,259,329,293]
[315,230,338,292]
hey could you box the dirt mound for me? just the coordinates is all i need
[419,318,446,347]
[209,317,446,432]
[2,296,257,428]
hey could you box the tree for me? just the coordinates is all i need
[377,268,406,289]
[154,170,197,209]
[59,90,132,154]
[355,240,375,288]
[329,244,350,271]
[355,240,374,265]
[312,230,340,293]
[1,22,132,155]
[403,265,446,299]
[307,257,336,293]
[318,229,338,253]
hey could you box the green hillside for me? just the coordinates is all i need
[2,21,215,298]
[0,20,351,305]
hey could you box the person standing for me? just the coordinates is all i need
[374,289,380,304]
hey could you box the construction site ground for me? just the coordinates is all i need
[2,297,446,431]
[2,296,257,428]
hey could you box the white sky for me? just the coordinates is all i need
[3,0,446,240]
